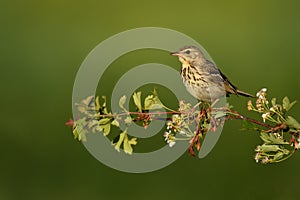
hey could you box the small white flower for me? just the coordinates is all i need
[262,112,270,122]
[270,107,275,112]
[256,88,267,98]
[247,100,253,111]
[261,157,269,164]
[256,92,260,98]
[164,131,176,147]
[168,141,176,147]
[254,153,260,163]
[274,132,281,138]
[166,121,173,130]
[163,132,170,140]
[172,114,180,121]
[255,145,261,152]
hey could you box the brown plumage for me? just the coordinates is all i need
[171,46,254,102]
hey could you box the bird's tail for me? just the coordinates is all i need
[236,89,255,98]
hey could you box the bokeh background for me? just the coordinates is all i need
[1,0,300,199]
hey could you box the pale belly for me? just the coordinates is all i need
[180,64,226,102]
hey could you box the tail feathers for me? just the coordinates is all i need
[236,89,255,98]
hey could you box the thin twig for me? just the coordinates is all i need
[226,109,274,129]
[99,111,181,118]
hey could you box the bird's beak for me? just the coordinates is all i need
[170,51,180,56]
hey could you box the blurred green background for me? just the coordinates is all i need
[1,0,300,199]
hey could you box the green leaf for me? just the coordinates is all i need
[213,111,226,119]
[259,144,281,152]
[111,119,120,127]
[111,130,137,154]
[287,100,297,111]
[277,115,281,123]
[259,132,288,144]
[152,88,158,96]
[260,132,271,143]
[286,116,300,129]
[77,129,87,142]
[73,118,87,142]
[95,125,103,132]
[102,96,107,107]
[99,118,111,125]
[144,95,163,110]
[269,134,288,144]
[133,92,142,112]
[273,152,284,161]
[100,123,111,136]
[124,116,132,124]
[113,131,126,152]
[202,122,210,130]
[75,96,101,116]
[95,96,101,111]
[271,98,276,107]
[123,134,137,155]
[99,118,111,136]
[144,95,153,110]
[282,149,290,155]
[128,137,137,145]
[82,96,94,107]
[119,95,127,111]
[73,126,87,142]
[87,119,99,132]
[282,96,297,111]
[73,125,79,139]
[144,89,164,110]
[76,105,88,114]
[101,96,109,114]
[282,96,290,111]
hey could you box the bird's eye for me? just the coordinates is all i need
[185,50,191,54]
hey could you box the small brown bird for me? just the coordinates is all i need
[171,46,253,102]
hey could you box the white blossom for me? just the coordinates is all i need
[256,88,267,98]
[163,131,170,141]
[261,157,269,164]
[254,153,260,163]
[168,141,176,147]
[164,131,176,147]
[262,112,270,122]
[166,121,172,130]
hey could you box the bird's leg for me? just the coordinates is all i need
[210,98,220,108]
[209,98,227,131]
[195,103,207,133]
[186,101,202,122]
[210,99,218,130]
[192,101,202,110]
[188,104,206,156]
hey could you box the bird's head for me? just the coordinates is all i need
[171,46,205,64]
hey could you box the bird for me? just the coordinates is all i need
[171,46,254,102]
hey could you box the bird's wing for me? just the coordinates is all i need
[203,60,238,95]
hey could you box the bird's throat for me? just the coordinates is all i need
[178,57,189,65]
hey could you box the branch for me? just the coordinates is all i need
[67,88,300,164]
[226,109,273,129]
